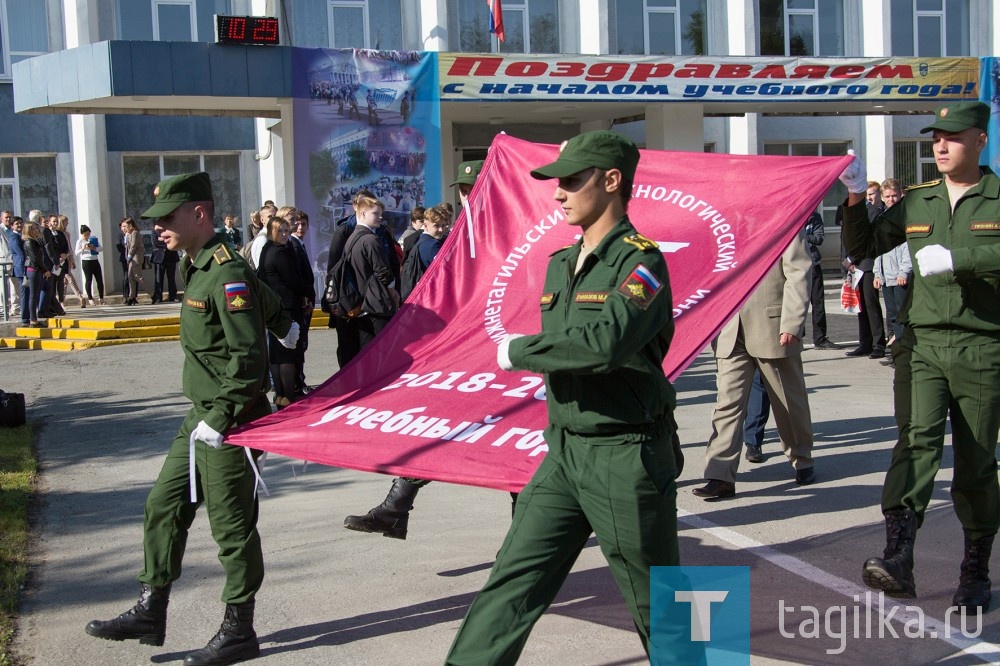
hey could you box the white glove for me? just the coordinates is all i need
[278,321,300,349]
[839,149,869,194]
[191,420,224,449]
[497,334,526,371]
[915,244,953,277]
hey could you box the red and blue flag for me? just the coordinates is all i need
[487,0,504,42]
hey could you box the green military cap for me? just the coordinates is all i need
[530,130,640,181]
[451,160,485,187]
[920,101,990,134]
[140,172,214,219]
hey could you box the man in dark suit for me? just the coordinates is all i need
[843,182,887,359]
[289,210,317,395]
[116,218,131,303]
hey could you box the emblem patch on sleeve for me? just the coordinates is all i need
[617,264,662,309]
[224,282,253,312]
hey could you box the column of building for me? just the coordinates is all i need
[861,0,893,181]
[63,0,115,297]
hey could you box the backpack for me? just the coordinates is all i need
[321,233,364,319]
[240,240,256,268]
[399,234,428,302]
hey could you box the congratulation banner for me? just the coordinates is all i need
[229,135,851,493]
[440,54,979,104]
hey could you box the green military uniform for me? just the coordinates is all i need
[446,217,679,664]
[843,168,1000,540]
[140,235,291,603]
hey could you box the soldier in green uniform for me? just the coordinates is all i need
[445,131,679,664]
[85,172,298,666]
[841,101,1000,612]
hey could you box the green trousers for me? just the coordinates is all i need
[139,402,269,604]
[446,423,679,665]
[882,340,1000,539]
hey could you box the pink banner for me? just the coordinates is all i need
[228,135,851,492]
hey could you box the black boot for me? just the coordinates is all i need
[952,532,994,611]
[85,583,171,646]
[343,477,420,539]
[862,509,918,598]
[184,601,260,666]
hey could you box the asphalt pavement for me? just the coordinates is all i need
[5,290,1000,665]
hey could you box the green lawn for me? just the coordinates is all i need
[0,424,36,666]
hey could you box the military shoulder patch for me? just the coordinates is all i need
[224,282,253,312]
[617,264,663,309]
[213,244,233,265]
[906,179,940,191]
[623,233,659,252]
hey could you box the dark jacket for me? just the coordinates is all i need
[116,233,127,264]
[40,228,58,271]
[347,225,397,317]
[23,237,46,271]
[803,212,824,265]
[2,226,24,277]
[258,241,311,311]
[52,229,70,264]
[327,214,401,285]
[289,235,316,301]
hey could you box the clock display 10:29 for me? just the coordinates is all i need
[215,15,279,46]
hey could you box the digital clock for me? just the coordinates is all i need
[215,15,280,46]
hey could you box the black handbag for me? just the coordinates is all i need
[0,390,26,427]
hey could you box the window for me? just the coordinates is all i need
[610,0,706,55]
[453,0,560,54]
[894,140,939,187]
[123,154,242,231]
[0,0,49,78]
[153,0,196,41]
[0,156,59,216]
[328,0,402,50]
[759,0,843,56]
[890,0,969,56]
[763,142,849,226]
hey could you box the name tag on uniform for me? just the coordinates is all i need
[224,282,253,312]
[905,224,931,234]
[185,297,207,310]
[970,222,1000,232]
[575,292,608,304]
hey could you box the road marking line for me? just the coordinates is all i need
[678,509,1000,661]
